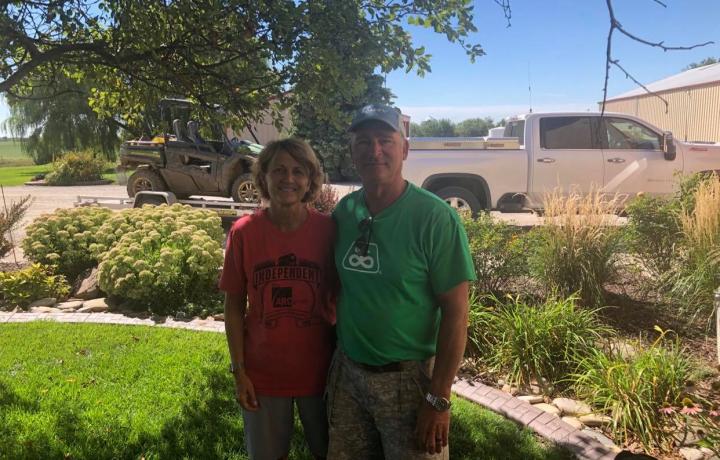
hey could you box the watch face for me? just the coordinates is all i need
[435,397,451,411]
[427,393,451,411]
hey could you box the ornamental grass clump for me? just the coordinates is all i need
[22,206,114,281]
[0,263,70,310]
[573,328,691,451]
[97,204,223,315]
[482,294,610,392]
[662,173,720,326]
[0,194,31,257]
[530,187,624,307]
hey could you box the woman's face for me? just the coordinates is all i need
[264,150,311,208]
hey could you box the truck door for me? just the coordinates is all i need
[529,116,604,203]
[600,117,677,198]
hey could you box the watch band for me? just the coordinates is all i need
[425,392,452,412]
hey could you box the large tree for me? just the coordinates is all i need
[1,0,484,134]
[4,75,121,163]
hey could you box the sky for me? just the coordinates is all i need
[1,0,720,134]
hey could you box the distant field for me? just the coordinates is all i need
[0,139,34,167]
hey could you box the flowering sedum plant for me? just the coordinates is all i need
[97,204,223,314]
[22,206,114,280]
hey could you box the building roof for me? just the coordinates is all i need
[607,62,720,101]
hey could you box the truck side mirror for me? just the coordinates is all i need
[663,131,676,161]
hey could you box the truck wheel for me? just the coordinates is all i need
[127,170,166,197]
[231,173,259,203]
[435,186,482,215]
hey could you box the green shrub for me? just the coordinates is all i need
[97,204,224,315]
[624,194,682,276]
[0,264,70,310]
[45,150,106,185]
[461,213,530,295]
[573,329,691,451]
[0,195,31,257]
[529,189,623,307]
[479,295,610,391]
[22,206,114,280]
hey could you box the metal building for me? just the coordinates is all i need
[602,63,720,143]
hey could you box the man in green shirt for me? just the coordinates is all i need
[328,104,476,459]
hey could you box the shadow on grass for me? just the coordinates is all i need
[451,407,575,460]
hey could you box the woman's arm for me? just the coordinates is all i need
[224,291,258,411]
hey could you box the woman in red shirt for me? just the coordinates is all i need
[219,138,335,460]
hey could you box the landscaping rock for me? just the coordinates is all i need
[528,384,543,395]
[579,414,613,427]
[534,403,561,416]
[606,337,639,359]
[552,397,592,416]
[501,384,519,395]
[212,313,225,321]
[56,300,84,311]
[580,428,622,452]
[28,297,56,308]
[518,395,543,404]
[699,447,718,459]
[561,416,584,430]
[30,306,61,313]
[680,447,705,460]
[78,298,109,313]
[75,268,101,300]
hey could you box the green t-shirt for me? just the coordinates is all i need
[333,182,476,365]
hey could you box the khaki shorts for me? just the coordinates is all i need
[326,349,449,460]
[241,395,328,460]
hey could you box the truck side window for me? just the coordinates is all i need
[604,118,661,150]
[540,117,594,149]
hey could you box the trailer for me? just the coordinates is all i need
[74,191,260,229]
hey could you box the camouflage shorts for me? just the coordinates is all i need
[325,349,449,460]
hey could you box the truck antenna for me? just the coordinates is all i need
[528,63,533,113]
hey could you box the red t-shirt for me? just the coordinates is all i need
[219,208,336,397]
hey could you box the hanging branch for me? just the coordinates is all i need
[600,0,714,115]
[494,0,512,27]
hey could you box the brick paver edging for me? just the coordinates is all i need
[2,311,620,459]
[452,379,620,460]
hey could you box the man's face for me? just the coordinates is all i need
[350,121,408,187]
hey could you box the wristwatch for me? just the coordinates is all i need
[229,362,244,375]
[425,392,452,412]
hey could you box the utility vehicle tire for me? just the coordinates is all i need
[435,186,482,215]
[126,169,167,197]
[231,173,259,203]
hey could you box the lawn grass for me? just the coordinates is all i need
[0,164,118,187]
[0,164,50,186]
[0,322,573,460]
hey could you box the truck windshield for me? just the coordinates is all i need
[504,121,525,146]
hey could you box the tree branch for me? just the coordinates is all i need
[600,0,713,115]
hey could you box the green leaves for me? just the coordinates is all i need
[2,0,484,136]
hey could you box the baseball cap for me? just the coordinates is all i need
[349,104,405,136]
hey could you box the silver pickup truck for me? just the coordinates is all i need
[404,112,720,214]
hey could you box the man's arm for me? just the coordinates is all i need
[224,291,258,411]
[415,280,469,454]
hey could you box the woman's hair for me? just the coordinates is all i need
[252,137,324,203]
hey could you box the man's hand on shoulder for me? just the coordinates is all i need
[415,403,450,454]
